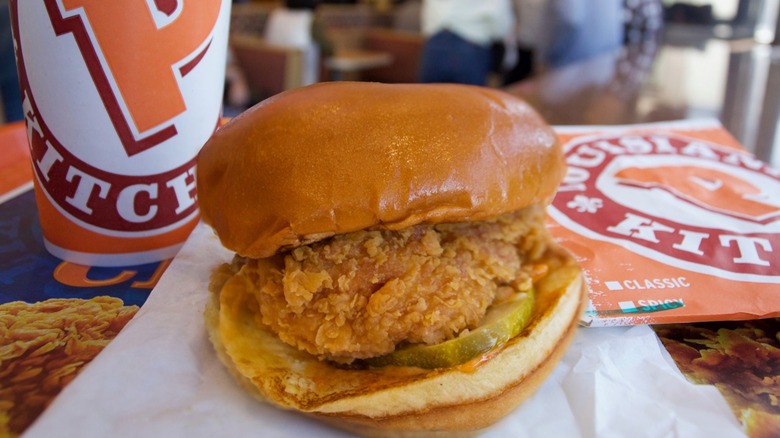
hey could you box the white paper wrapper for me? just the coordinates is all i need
[24,223,746,438]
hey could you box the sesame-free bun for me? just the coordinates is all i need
[205,246,585,437]
[197,82,563,259]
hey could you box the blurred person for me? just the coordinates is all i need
[264,0,334,86]
[537,0,624,70]
[223,48,251,115]
[1,0,23,122]
[502,0,545,85]
[418,0,514,86]
[622,0,663,45]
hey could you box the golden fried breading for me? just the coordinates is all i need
[656,321,780,438]
[0,297,137,437]
[235,206,549,363]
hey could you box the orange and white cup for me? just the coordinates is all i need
[10,0,231,266]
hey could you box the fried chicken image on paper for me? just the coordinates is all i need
[655,320,780,438]
[0,297,138,437]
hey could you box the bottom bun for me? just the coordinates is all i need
[205,244,586,437]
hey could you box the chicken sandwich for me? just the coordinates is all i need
[197,82,585,437]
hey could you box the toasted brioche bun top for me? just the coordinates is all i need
[197,82,564,258]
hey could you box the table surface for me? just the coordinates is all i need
[324,49,393,72]
[505,38,780,169]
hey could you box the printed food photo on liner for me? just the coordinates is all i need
[0,297,138,437]
[655,319,780,438]
[196,81,586,437]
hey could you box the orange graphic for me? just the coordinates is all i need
[54,262,136,287]
[130,258,171,288]
[59,0,222,133]
[616,165,780,220]
[52,259,171,288]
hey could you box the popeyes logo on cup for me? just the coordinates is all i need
[550,133,780,283]
[10,0,231,266]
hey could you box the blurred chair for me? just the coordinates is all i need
[229,34,304,100]
[230,2,275,37]
[319,3,375,50]
[361,28,424,83]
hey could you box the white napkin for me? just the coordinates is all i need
[24,222,745,438]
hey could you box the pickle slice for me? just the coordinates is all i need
[365,289,535,369]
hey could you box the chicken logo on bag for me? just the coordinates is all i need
[551,133,780,282]
[615,166,780,223]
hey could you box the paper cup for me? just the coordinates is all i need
[9,0,231,266]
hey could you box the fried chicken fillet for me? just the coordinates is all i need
[234,206,548,363]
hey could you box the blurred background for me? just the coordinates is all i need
[2,0,779,166]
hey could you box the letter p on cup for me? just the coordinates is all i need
[9,0,231,266]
